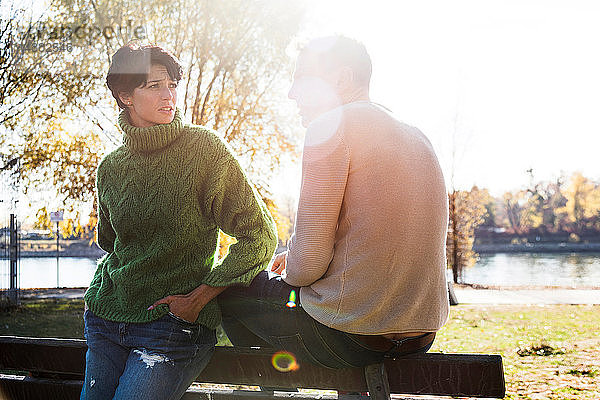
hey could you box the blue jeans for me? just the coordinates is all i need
[80,310,216,400]
[219,271,433,369]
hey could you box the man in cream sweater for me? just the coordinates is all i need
[219,35,449,369]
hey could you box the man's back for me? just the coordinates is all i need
[285,101,449,335]
[221,35,448,368]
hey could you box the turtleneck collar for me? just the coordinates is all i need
[119,109,184,153]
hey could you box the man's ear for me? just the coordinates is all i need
[118,92,132,106]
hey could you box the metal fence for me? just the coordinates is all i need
[1,157,21,306]
[0,213,20,306]
[0,206,21,306]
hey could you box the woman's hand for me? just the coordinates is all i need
[148,284,228,323]
[270,252,287,275]
[148,292,200,323]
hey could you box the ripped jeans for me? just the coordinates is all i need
[80,309,216,400]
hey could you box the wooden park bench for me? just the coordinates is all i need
[0,335,505,399]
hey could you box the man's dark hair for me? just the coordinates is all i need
[106,43,183,109]
[303,36,372,87]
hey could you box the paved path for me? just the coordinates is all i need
[455,288,600,305]
[14,287,600,305]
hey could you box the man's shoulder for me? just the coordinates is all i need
[305,107,347,147]
[305,102,428,151]
[334,102,425,142]
[342,101,414,129]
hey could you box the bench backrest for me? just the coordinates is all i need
[0,336,505,398]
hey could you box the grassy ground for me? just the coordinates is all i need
[0,299,86,338]
[0,300,598,399]
[431,304,600,400]
[0,298,232,343]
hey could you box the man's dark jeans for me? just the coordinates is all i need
[218,271,432,369]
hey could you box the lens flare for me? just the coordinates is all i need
[286,290,297,308]
[271,351,299,372]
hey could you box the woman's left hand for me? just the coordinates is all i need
[147,284,228,324]
[148,293,201,323]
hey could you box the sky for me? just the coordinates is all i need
[293,0,600,196]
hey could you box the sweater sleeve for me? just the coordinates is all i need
[284,114,350,287]
[96,158,116,253]
[202,150,278,288]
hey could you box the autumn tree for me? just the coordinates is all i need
[1,1,106,217]
[512,170,568,235]
[447,186,489,283]
[524,177,568,234]
[557,172,600,235]
[445,110,490,283]
[500,190,530,235]
[0,4,62,128]
[543,178,568,232]
[2,0,305,237]
[499,187,550,236]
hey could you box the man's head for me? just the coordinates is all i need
[288,36,372,127]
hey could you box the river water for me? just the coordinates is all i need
[0,257,98,289]
[462,252,600,287]
[1,253,600,289]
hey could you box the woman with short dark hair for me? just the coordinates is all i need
[80,43,277,400]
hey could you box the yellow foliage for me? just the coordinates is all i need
[217,230,238,261]
[216,197,292,260]
[501,188,547,233]
[59,215,84,239]
[556,172,600,231]
[266,201,292,245]
[34,207,52,231]
[87,213,99,246]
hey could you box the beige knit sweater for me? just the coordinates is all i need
[284,101,449,335]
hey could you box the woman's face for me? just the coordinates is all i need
[119,64,178,127]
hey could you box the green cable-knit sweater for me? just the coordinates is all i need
[84,110,277,329]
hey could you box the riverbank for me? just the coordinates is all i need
[474,242,600,253]
[0,239,106,258]
[15,250,105,258]
[455,286,600,305]
[9,239,600,256]
[9,285,600,305]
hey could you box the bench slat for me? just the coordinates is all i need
[386,353,505,397]
[0,336,505,398]
[0,375,83,400]
[0,376,348,400]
